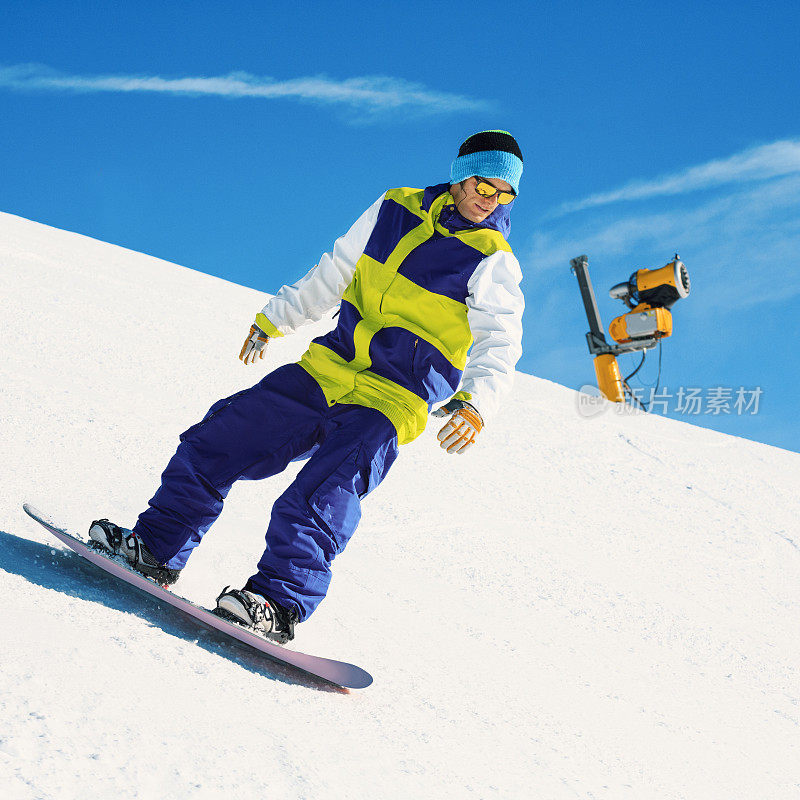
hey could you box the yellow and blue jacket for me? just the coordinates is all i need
[255,183,524,445]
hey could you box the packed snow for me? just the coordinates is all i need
[1,210,798,799]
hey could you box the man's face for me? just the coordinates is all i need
[450,176,515,223]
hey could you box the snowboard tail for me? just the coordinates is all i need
[22,504,372,689]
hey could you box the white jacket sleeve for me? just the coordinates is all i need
[255,194,384,337]
[460,250,525,423]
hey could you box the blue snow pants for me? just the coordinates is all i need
[133,363,399,621]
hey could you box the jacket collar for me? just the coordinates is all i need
[421,182,512,238]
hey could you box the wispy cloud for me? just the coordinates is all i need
[0,63,489,118]
[555,139,800,215]
[530,174,800,311]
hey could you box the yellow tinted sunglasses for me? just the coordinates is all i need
[474,178,516,205]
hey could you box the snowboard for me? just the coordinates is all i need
[22,504,373,689]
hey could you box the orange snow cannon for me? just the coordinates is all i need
[571,255,691,410]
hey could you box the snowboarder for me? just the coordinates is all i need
[90,130,525,644]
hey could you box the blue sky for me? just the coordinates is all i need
[2,1,799,452]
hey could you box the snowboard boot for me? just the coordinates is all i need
[214,586,298,644]
[88,519,181,586]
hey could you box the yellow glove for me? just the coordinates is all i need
[239,324,270,365]
[433,400,484,454]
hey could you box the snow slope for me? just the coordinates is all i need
[1,210,798,800]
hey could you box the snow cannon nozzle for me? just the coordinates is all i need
[608,257,691,311]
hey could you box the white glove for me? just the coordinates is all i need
[433,399,484,454]
[239,324,270,365]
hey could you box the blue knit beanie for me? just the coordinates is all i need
[450,130,523,194]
